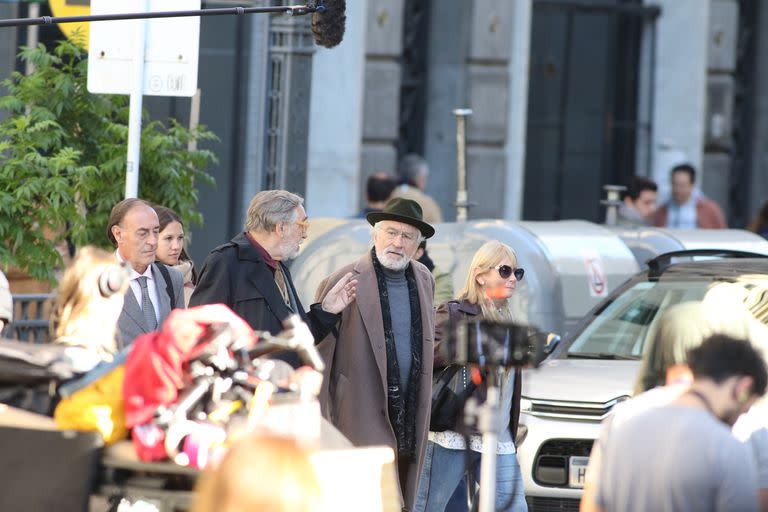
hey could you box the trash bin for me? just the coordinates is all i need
[609,227,768,268]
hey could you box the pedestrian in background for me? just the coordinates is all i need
[654,163,727,229]
[358,172,397,218]
[393,154,444,224]
[617,176,657,227]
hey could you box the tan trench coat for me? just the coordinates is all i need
[315,252,435,510]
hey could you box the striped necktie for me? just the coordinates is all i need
[136,276,158,330]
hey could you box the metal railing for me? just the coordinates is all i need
[3,294,54,344]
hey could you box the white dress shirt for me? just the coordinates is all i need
[116,251,160,323]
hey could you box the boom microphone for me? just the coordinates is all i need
[311,0,346,48]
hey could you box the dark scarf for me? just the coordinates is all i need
[371,248,423,461]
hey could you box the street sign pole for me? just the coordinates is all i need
[25,1,39,75]
[125,0,149,199]
[89,0,202,197]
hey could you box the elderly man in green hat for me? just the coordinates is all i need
[315,197,436,511]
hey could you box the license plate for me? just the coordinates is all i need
[569,456,589,488]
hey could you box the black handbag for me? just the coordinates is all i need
[429,363,477,432]
[429,301,480,432]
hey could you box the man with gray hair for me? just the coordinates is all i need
[315,197,436,509]
[190,190,357,366]
[393,153,444,223]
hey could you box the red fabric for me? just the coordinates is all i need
[123,304,255,429]
[654,197,728,229]
[131,423,167,461]
[244,231,278,270]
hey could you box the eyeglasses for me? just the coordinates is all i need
[294,219,310,232]
[496,265,524,281]
[380,227,419,244]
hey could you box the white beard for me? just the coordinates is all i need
[376,247,410,271]
[280,237,301,261]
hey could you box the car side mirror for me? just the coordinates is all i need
[527,331,562,360]
[543,333,561,355]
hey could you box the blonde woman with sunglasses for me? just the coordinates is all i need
[414,240,528,512]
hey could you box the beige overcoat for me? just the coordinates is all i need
[315,251,435,510]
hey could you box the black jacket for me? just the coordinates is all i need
[433,299,523,441]
[189,232,339,366]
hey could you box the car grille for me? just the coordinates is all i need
[533,439,594,487]
[527,497,580,512]
[524,396,629,420]
[539,439,593,457]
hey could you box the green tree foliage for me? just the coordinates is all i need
[0,39,217,283]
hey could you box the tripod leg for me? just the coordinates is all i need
[467,470,478,511]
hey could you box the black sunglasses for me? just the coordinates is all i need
[495,265,524,281]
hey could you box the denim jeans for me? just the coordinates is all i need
[413,441,528,512]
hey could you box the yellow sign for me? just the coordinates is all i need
[48,0,91,49]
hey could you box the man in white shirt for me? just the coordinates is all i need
[107,199,185,346]
[654,164,727,229]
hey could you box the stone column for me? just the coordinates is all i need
[503,0,533,221]
[306,0,369,217]
[646,0,710,200]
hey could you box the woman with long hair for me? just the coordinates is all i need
[154,205,197,305]
[415,240,528,512]
[51,246,130,371]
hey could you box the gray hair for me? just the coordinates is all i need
[397,154,428,183]
[245,190,304,233]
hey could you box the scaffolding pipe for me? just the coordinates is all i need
[453,108,473,222]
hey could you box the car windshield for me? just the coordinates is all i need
[565,277,768,359]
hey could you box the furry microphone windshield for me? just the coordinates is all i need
[311,0,346,48]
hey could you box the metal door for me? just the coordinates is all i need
[523,0,659,221]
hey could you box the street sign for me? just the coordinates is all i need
[87,0,200,97]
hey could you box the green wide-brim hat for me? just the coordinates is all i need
[366,197,435,239]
